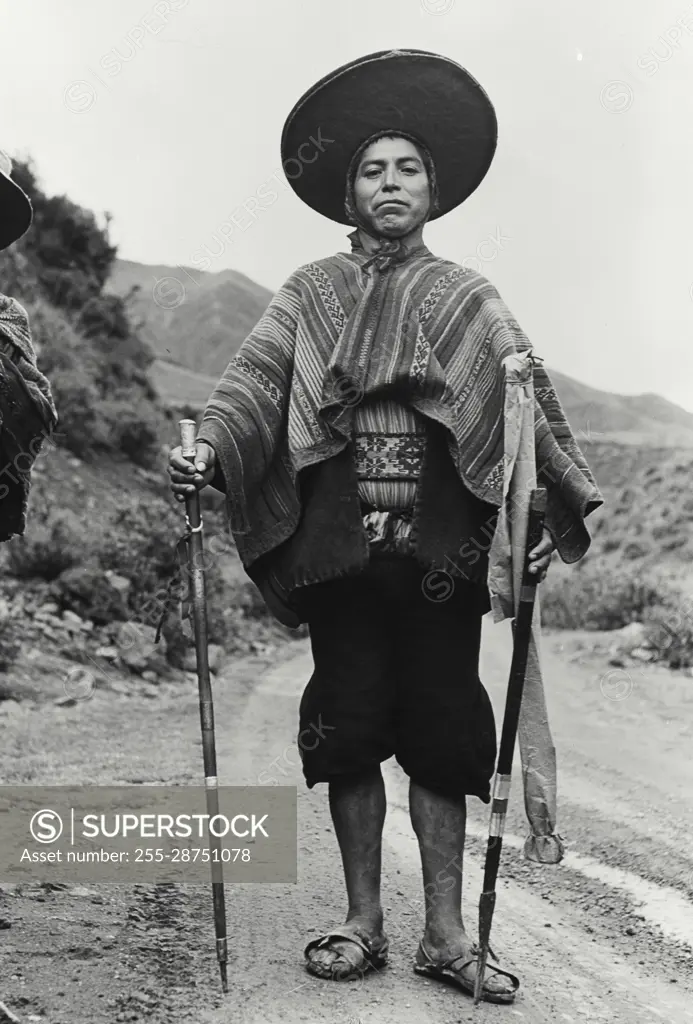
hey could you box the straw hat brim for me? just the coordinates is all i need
[280,48,498,224]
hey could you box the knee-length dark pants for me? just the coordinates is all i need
[296,554,497,803]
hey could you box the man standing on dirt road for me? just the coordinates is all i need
[168,49,602,1005]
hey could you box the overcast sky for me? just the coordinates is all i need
[2,0,693,410]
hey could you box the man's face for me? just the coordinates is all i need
[352,136,431,237]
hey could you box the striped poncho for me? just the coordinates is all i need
[196,232,603,572]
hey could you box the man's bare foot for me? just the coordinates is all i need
[418,926,519,1000]
[305,911,388,980]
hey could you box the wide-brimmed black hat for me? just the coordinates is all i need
[280,49,497,224]
[0,150,32,251]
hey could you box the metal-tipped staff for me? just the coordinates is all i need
[179,418,229,993]
[474,486,547,1005]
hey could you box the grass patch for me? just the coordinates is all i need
[542,562,693,668]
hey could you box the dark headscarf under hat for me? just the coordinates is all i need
[343,130,440,271]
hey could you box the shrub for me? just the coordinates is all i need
[96,397,167,467]
[97,496,182,615]
[6,508,86,580]
[622,540,651,560]
[22,297,166,465]
[541,565,666,631]
[22,299,101,457]
[95,495,228,645]
[43,368,101,458]
[0,160,166,467]
[642,592,693,669]
[6,159,116,304]
[661,533,687,551]
[51,561,130,624]
[542,562,693,668]
[0,618,21,672]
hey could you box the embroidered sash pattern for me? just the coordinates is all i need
[353,433,426,478]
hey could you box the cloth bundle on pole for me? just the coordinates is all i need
[475,484,546,1003]
[487,350,564,865]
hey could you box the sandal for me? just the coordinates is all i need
[413,938,520,1004]
[304,926,389,982]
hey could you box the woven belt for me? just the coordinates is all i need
[353,433,426,479]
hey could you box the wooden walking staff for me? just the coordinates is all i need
[179,418,229,993]
[474,485,547,1005]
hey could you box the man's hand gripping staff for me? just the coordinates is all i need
[169,438,217,499]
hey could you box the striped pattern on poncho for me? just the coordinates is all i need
[196,235,603,568]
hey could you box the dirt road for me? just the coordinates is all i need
[1,621,692,1023]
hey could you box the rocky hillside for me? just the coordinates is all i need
[0,444,295,710]
[540,436,693,663]
[107,259,272,377]
[0,160,300,701]
[571,440,693,571]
